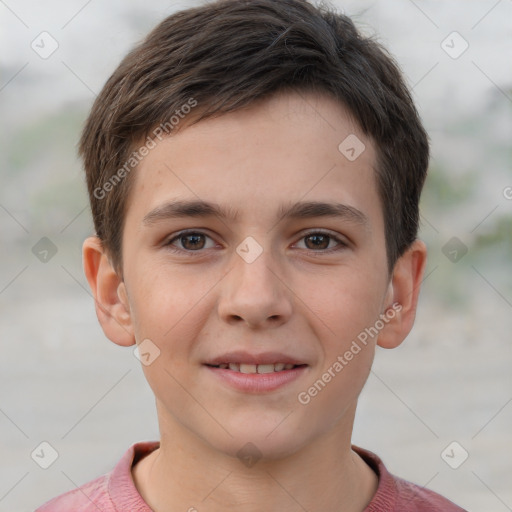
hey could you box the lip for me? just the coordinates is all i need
[204,364,309,393]
[205,350,306,366]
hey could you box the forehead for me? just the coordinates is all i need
[125,91,382,230]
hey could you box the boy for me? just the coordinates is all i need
[37,0,467,510]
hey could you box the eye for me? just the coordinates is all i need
[165,230,217,252]
[295,231,347,252]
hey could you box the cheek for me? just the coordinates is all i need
[301,266,386,347]
[297,278,380,423]
[127,260,211,341]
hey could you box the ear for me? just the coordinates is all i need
[377,239,427,349]
[82,236,135,347]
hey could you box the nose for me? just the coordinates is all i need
[217,246,293,329]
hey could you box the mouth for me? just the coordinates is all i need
[204,362,307,374]
[204,362,308,393]
[203,351,309,392]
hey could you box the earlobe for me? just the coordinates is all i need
[377,239,427,349]
[82,236,136,347]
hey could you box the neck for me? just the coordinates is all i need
[132,405,378,512]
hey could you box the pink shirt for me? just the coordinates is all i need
[36,441,467,511]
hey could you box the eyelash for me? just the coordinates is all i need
[164,229,348,255]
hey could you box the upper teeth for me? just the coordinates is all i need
[216,363,296,373]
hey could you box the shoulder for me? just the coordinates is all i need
[390,474,467,511]
[35,474,113,511]
[353,446,468,512]
[35,441,159,512]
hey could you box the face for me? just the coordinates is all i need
[116,92,395,460]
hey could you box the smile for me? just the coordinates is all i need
[204,363,309,392]
[205,363,305,373]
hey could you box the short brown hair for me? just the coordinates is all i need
[79,0,429,274]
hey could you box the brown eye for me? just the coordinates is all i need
[304,233,331,250]
[295,231,346,252]
[180,233,206,250]
[166,231,216,252]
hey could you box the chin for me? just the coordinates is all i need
[203,419,310,464]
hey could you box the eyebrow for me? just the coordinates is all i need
[142,199,369,227]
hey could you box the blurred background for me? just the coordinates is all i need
[1,0,511,510]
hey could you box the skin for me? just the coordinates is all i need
[83,91,427,512]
